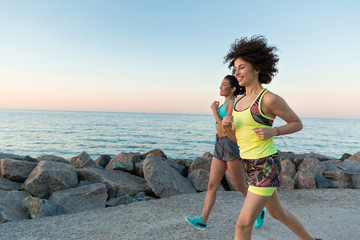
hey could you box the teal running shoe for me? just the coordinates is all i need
[254,209,265,228]
[185,216,207,230]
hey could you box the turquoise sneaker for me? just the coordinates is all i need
[185,216,207,230]
[254,209,265,228]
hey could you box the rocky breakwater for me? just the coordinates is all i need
[0,150,359,224]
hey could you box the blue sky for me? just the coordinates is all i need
[1,0,359,119]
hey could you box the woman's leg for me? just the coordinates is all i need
[265,189,313,240]
[200,157,227,223]
[226,158,247,197]
[234,191,269,240]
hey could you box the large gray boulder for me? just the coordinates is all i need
[49,183,107,214]
[143,154,196,198]
[315,173,334,188]
[76,167,151,198]
[0,177,22,190]
[281,159,296,177]
[0,190,31,223]
[295,157,326,189]
[141,149,167,160]
[20,161,78,198]
[280,173,295,190]
[0,158,38,182]
[348,152,360,161]
[168,160,187,177]
[295,170,316,189]
[24,196,65,219]
[70,152,101,169]
[96,155,112,169]
[37,155,69,164]
[189,157,212,173]
[188,169,210,192]
[106,152,141,173]
[298,157,326,174]
[280,159,296,190]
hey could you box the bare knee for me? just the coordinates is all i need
[207,181,220,192]
[235,218,253,231]
[267,208,288,221]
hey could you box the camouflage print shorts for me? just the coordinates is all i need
[242,152,282,187]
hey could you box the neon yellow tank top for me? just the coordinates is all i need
[233,89,277,159]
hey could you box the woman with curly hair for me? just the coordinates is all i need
[222,36,319,240]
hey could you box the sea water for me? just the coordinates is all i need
[0,109,359,160]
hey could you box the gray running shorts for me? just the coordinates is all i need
[213,135,240,161]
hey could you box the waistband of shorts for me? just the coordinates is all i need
[241,151,279,161]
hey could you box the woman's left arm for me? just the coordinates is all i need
[253,92,303,140]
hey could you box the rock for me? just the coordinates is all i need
[340,153,352,161]
[173,159,192,169]
[23,156,37,162]
[278,151,297,160]
[304,152,331,161]
[188,169,210,192]
[0,190,31,223]
[323,160,344,180]
[49,183,107,214]
[348,152,360,161]
[281,159,296,177]
[0,153,25,160]
[141,149,167,160]
[133,192,155,202]
[344,171,360,189]
[106,195,136,207]
[134,192,146,200]
[0,158,38,182]
[142,154,196,198]
[76,167,151,198]
[298,157,326,174]
[0,177,22,190]
[168,160,187,177]
[106,152,140,173]
[96,155,112,169]
[134,160,144,177]
[70,152,101,169]
[20,161,78,199]
[202,152,213,159]
[37,155,69,164]
[24,196,65,219]
[280,173,295,190]
[189,157,211,173]
[294,170,316,189]
[315,173,334,188]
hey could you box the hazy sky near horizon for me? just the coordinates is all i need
[1,0,360,119]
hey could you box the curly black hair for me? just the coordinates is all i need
[224,35,279,84]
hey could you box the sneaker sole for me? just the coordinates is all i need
[185,218,206,231]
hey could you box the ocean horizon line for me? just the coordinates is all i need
[1,108,360,120]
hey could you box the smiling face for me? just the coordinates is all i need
[233,57,260,87]
[219,78,235,97]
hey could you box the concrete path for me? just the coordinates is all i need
[0,189,359,240]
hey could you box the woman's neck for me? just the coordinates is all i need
[224,95,235,103]
[245,82,263,96]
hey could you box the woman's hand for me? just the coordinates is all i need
[222,115,234,126]
[211,101,220,111]
[253,127,277,140]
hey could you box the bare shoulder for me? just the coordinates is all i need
[263,90,286,106]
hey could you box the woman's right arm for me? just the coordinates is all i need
[222,115,237,142]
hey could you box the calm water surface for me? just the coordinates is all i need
[0,110,359,160]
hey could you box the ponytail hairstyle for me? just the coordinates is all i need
[224,75,245,96]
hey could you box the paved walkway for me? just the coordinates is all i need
[0,189,359,240]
